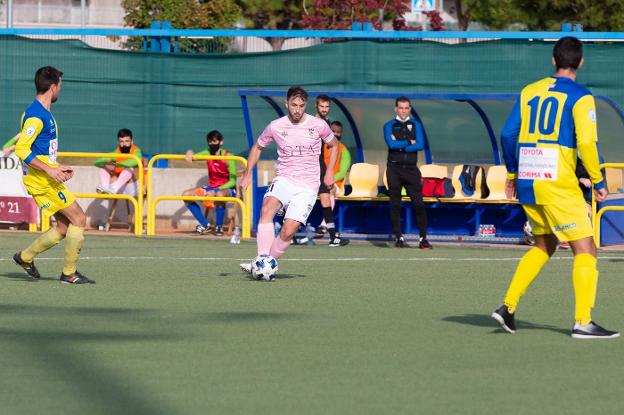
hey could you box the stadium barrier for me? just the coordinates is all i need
[146,154,251,238]
[40,152,144,235]
[593,163,624,248]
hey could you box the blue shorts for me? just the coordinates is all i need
[200,186,236,197]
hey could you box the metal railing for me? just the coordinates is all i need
[145,154,251,238]
[40,152,144,235]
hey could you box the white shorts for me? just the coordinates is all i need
[265,176,318,224]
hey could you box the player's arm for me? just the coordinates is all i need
[404,120,425,152]
[383,120,409,150]
[240,142,263,190]
[324,138,339,187]
[574,94,606,200]
[219,159,237,190]
[335,147,351,182]
[500,99,521,198]
[15,117,71,183]
[241,124,274,190]
[116,149,141,168]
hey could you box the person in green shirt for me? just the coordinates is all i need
[182,130,237,236]
[95,128,143,195]
[2,133,19,157]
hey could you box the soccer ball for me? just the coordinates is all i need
[251,255,278,281]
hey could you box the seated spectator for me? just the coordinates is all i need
[182,130,236,236]
[95,128,143,196]
[2,133,19,157]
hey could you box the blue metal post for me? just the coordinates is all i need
[160,21,172,53]
[150,21,160,52]
[241,95,259,233]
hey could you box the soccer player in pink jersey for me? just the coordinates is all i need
[239,86,340,274]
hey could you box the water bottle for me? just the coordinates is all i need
[230,226,241,244]
[305,223,316,246]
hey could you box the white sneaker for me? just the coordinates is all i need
[96,184,113,194]
[239,262,252,274]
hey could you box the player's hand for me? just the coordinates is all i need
[579,178,592,188]
[240,173,251,191]
[505,178,517,199]
[594,187,608,202]
[2,148,12,157]
[47,167,71,183]
[323,172,335,189]
[185,150,194,163]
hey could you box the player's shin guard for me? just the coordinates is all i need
[503,247,550,313]
[62,224,84,275]
[257,222,275,255]
[269,236,290,260]
[573,253,599,326]
[21,228,64,262]
[322,207,336,239]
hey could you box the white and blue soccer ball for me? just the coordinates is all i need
[251,255,278,281]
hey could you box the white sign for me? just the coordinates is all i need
[413,0,435,12]
[0,154,29,196]
[518,147,559,181]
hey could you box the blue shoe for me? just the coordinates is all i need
[13,252,40,280]
[60,271,96,285]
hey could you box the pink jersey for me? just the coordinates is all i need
[257,114,334,190]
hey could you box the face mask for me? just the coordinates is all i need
[209,144,221,155]
[119,145,131,154]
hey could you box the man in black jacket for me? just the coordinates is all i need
[383,96,431,249]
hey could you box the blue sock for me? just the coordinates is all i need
[215,206,225,227]
[187,202,208,227]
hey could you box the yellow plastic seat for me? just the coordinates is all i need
[419,164,448,179]
[480,165,518,203]
[344,163,380,198]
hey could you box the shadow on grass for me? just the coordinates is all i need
[0,304,156,316]
[0,271,60,282]
[199,311,304,323]
[443,314,570,336]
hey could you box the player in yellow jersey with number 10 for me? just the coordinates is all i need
[492,37,618,339]
[12,66,95,284]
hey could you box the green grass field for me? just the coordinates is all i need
[1,232,623,415]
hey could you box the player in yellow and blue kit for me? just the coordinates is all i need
[12,66,95,284]
[491,37,618,339]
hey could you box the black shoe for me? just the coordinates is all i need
[314,226,327,239]
[329,236,350,247]
[571,321,620,339]
[418,238,432,250]
[60,271,96,285]
[13,252,41,280]
[491,304,516,333]
[395,236,406,248]
[213,226,224,236]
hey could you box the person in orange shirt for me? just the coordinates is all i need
[95,128,143,196]
[315,121,351,246]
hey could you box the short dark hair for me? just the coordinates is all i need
[553,37,583,70]
[117,128,133,139]
[316,94,331,104]
[206,130,224,142]
[330,120,343,128]
[395,96,411,107]
[287,85,308,101]
[35,66,63,94]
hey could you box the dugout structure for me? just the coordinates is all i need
[239,90,624,240]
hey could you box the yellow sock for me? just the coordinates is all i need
[573,253,598,326]
[62,224,84,275]
[21,228,64,262]
[503,247,550,313]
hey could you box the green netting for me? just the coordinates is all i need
[2,36,624,161]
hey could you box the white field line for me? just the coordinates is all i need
[2,256,624,262]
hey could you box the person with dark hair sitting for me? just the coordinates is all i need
[182,130,237,236]
[95,128,143,196]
